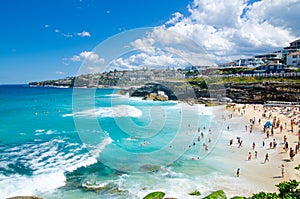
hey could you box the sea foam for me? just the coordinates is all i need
[62,105,143,118]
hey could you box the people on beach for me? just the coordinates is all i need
[290,147,295,161]
[284,142,289,152]
[264,153,269,163]
[281,164,285,178]
[273,139,277,149]
[248,152,252,160]
[238,139,243,148]
[227,103,300,184]
[236,168,240,177]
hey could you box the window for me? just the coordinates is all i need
[292,55,297,58]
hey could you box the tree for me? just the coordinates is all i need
[276,179,300,199]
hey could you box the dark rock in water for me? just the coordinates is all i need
[7,197,43,199]
[81,181,124,195]
[139,164,161,172]
[189,190,201,196]
[143,191,165,199]
[64,162,125,190]
[203,190,227,199]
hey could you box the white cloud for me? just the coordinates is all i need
[56,71,66,75]
[166,12,184,25]
[44,24,49,28]
[63,33,73,38]
[145,0,300,64]
[76,31,91,37]
[66,0,300,72]
[70,51,105,64]
[55,29,60,33]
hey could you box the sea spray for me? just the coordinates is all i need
[90,137,113,159]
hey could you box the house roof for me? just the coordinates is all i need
[288,51,300,56]
[290,39,300,44]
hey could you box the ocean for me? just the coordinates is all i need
[0,85,262,198]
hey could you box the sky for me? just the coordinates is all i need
[0,0,299,84]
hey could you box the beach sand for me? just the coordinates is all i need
[226,103,300,195]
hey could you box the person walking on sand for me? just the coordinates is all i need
[236,168,240,177]
[290,147,295,161]
[238,140,243,148]
[285,142,289,152]
[281,164,285,178]
[252,142,255,150]
[248,152,252,160]
[264,153,269,163]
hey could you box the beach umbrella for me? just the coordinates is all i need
[265,121,272,128]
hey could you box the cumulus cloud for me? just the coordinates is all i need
[109,52,189,71]
[168,0,299,62]
[70,51,105,64]
[65,0,300,72]
[76,31,91,37]
[166,12,184,25]
[122,0,299,66]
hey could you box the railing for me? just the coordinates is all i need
[264,101,300,107]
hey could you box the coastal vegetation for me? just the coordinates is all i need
[142,179,300,199]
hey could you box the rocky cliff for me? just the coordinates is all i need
[119,81,300,104]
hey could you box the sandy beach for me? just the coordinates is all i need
[226,103,300,194]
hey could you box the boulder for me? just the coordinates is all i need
[203,190,227,199]
[143,191,165,199]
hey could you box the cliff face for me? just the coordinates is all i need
[121,82,300,104]
[224,82,300,103]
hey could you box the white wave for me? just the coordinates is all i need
[35,129,45,133]
[63,105,143,118]
[61,113,74,117]
[90,137,113,159]
[0,172,66,198]
[45,130,55,135]
[0,136,113,198]
[103,94,122,97]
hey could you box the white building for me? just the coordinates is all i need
[287,51,300,67]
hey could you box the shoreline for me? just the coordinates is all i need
[226,103,300,195]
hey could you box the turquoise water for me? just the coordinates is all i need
[0,85,256,198]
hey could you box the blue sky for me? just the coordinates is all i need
[0,0,191,84]
[1,0,299,84]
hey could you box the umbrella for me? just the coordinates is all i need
[265,121,272,128]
